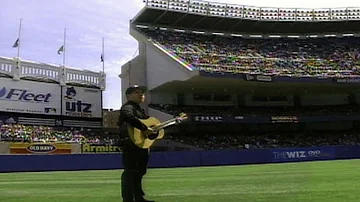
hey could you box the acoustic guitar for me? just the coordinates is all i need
[127,113,188,149]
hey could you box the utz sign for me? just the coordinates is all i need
[0,78,61,115]
[62,86,101,118]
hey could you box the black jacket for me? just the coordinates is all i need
[118,101,149,138]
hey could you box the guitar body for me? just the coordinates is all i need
[127,117,165,149]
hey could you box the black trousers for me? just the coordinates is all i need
[121,139,150,201]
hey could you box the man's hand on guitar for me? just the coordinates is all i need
[142,127,154,138]
[176,112,188,123]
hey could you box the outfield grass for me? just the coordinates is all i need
[0,159,359,202]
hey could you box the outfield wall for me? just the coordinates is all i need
[1,145,360,173]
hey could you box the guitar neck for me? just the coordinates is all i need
[151,117,179,131]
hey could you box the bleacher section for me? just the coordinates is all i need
[1,124,359,151]
[149,104,360,116]
[0,124,116,144]
[166,131,360,150]
[139,28,360,78]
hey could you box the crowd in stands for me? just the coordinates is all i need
[1,124,359,151]
[150,104,360,116]
[0,124,118,144]
[140,28,360,78]
[166,131,360,150]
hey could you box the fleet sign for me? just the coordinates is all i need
[62,86,102,118]
[0,78,61,115]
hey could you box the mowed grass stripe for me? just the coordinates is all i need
[0,159,359,202]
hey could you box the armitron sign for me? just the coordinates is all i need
[81,144,122,153]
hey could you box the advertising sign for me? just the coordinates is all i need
[244,74,272,82]
[0,78,61,115]
[81,143,121,153]
[334,78,360,84]
[9,143,72,154]
[272,147,335,162]
[271,116,298,123]
[0,115,18,125]
[193,115,223,123]
[62,86,102,118]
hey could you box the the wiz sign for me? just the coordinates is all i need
[273,150,322,159]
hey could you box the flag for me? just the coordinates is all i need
[57,45,64,54]
[101,53,104,62]
[12,38,19,48]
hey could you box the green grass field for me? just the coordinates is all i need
[0,159,359,202]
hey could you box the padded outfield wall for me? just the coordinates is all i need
[1,144,360,173]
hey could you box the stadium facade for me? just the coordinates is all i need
[120,0,360,132]
[0,56,105,128]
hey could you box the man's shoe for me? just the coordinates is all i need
[123,199,135,202]
[135,198,155,202]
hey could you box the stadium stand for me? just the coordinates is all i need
[139,28,360,78]
[113,0,360,153]
[149,104,360,116]
[1,123,359,151]
[0,124,119,144]
[2,0,360,154]
[166,131,360,150]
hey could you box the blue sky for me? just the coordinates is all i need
[1,0,359,110]
[0,0,144,110]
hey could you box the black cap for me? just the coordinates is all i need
[125,85,147,95]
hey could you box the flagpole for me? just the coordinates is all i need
[17,19,22,60]
[101,37,105,119]
[63,28,66,67]
[102,37,105,73]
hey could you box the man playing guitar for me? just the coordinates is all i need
[118,85,187,202]
[118,85,154,202]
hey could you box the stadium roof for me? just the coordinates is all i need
[131,0,360,35]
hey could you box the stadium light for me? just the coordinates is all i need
[174,29,185,32]
[168,0,189,12]
[288,35,300,38]
[136,25,148,29]
[213,32,224,36]
[145,0,169,9]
